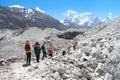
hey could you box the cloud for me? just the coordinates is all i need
[108,12,112,19]
[9,5,24,8]
[35,7,45,13]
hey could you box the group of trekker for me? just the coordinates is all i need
[62,39,78,56]
[24,39,77,65]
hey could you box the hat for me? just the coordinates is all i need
[35,42,40,45]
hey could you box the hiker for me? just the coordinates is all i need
[73,39,78,50]
[67,44,71,53]
[62,50,66,56]
[41,41,47,60]
[47,44,54,57]
[34,41,41,62]
[24,40,33,65]
[62,47,66,56]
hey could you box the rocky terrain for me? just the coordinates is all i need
[0,16,120,80]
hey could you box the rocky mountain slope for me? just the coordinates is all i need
[0,16,120,80]
[0,6,35,29]
[0,6,66,30]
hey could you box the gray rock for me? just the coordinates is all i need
[104,73,113,80]
[53,72,61,80]
[96,69,105,76]
[61,74,69,79]
[99,42,104,47]
[81,77,87,80]
[107,46,114,53]
[82,43,88,47]
[80,68,90,75]
[97,38,103,42]
[6,57,17,63]
[57,68,65,76]
[81,48,91,56]
[90,42,96,47]
[74,72,83,79]
[87,62,98,69]
[33,65,39,69]
[27,66,33,72]
[78,64,85,69]
[95,52,104,60]
[50,68,57,73]
[83,73,92,80]
[0,60,4,66]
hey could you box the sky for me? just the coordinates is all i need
[0,0,120,20]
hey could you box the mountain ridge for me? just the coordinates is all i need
[62,10,111,28]
[0,6,66,30]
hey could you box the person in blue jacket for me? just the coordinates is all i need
[41,41,47,60]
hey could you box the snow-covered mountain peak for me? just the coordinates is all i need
[63,10,111,28]
[65,10,79,18]
[9,5,24,8]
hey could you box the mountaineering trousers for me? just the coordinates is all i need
[73,45,76,50]
[35,53,40,62]
[42,51,47,60]
[26,52,31,65]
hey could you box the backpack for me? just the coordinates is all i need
[25,44,31,51]
[42,45,46,52]
[34,45,41,54]
[48,47,53,54]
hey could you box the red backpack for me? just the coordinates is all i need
[25,44,31,51]
[48,47,53,54]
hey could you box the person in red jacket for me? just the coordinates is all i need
[47,44,54,57]
[67,44,71,53]
[24,40,33,65]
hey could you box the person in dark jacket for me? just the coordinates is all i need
[41,41,47,60]
[62,50,66,56]
[34,42,41,62]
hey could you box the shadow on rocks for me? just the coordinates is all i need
[22,64,30,67]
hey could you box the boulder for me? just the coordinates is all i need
[104,73,113,80]
[33,65,39,69]
[96,69,105,76]
[107,46,114,53]
[0,60,4,66]
[97,38,103,42]
[53,72,61,80]
[95,63,104,76]
[61,74,69,79]
[83,73,92,80]
[90,42,96,47]
[57,68,65,76]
